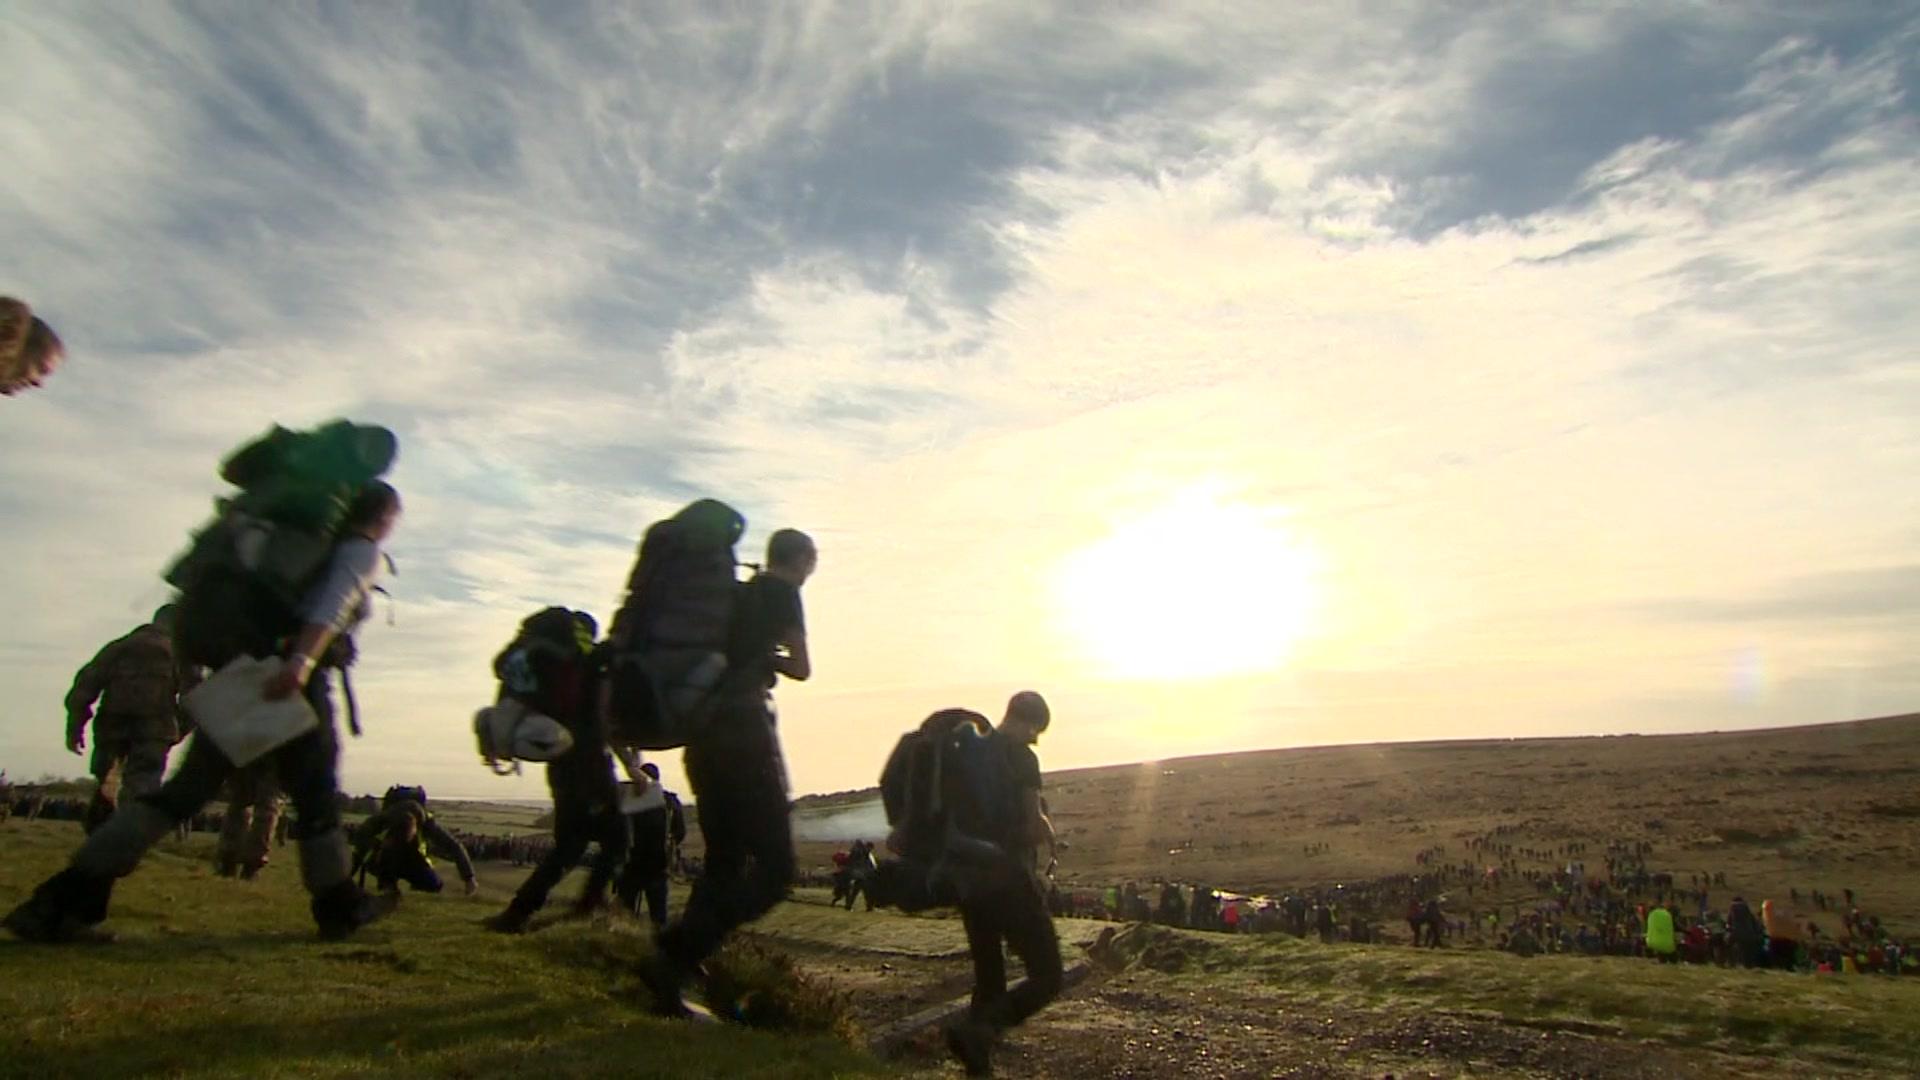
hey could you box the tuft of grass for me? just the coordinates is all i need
[703,939,862,1042]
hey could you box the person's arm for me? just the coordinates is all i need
[772,624,809,681]
[614,746,651,790]
[1017,787,1056,850]
[423,817,478,892]
[1011,746,1053,850]
[265,542,384,700]
[63,639,119,753]
[771,584,809,681]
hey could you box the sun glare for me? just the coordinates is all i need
[1052,486,1322,681]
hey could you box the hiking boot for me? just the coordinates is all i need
[637,950,693,1019]
[316,888,400,942]
[944,1019,995,1077]
[3,901,116,945]
[483,910,530,935]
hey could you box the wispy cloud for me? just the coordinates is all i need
[2,3,1917,798]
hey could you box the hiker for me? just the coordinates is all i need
[941,691,1065,1078]
[1,296,64,396]
[614,761,687,927]
[1763,899,1799,969]
[6,475,404,943]
[486,609,629,933]
[831,839,879,912]
[214,764,282,879]
[63,607,187,833]
[1190,884,1219,930]
[1422,897,1445,947]
[353,786,477,895]
[1157,882,1184,926]
[1728,896,1764,968]
[640,528,816,1015]
[1645,903,1678,964]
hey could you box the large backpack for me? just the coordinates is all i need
[382,784,428,812]
[473,607,583,775]
[163,420,397,671]
[602,499,746,750]
[878,708,1015,865]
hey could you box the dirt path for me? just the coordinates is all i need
[759,922,1834,1079]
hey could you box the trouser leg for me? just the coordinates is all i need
[961,903,1008,1018]
[643,872,670,926]
[17,730,234,929]
[578,810,628,906]
[508,814,590,918]
[657,717,793,969]
[965,857,1062,1031]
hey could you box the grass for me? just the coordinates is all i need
[0,820,899,1080]
[13,809,1920,1078]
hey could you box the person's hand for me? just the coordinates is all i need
[65,730,84,755]
[262,658,310,701]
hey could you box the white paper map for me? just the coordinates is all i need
[183,655,321,767]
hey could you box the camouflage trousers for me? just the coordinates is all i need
[216,766,283,873]
[85,727,173,834]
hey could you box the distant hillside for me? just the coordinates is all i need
[779,713,1920,936]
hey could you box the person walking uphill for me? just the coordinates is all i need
[944,691,1065,1078]
[5,470,404,944]
[485,609,629,933]
[64,607,188,833]
[640,528,816,1016]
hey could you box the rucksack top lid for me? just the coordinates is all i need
[515,606,582,650]
[220,420,397,488]
[382,784,427,807]
[667,499,746,549]
[213,420,398,532]
[920,708,991,738]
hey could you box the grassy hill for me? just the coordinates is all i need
[7,816,1920,1077]
[0,821,886,1080]
[785,713,1920,938]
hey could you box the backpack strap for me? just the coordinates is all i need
[339,665,362,738]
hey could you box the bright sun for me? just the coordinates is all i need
[1052,487,1322,682]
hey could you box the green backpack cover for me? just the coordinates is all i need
[164,420,396,668]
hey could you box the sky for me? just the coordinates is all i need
[3,2,1918,803]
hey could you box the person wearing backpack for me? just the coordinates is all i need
[353,786,477,896]
[638,528,816,1016]
[62,606,188,834]
[941,691,1064,1078]
[5,481,404,944]
[484,610,630,933]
